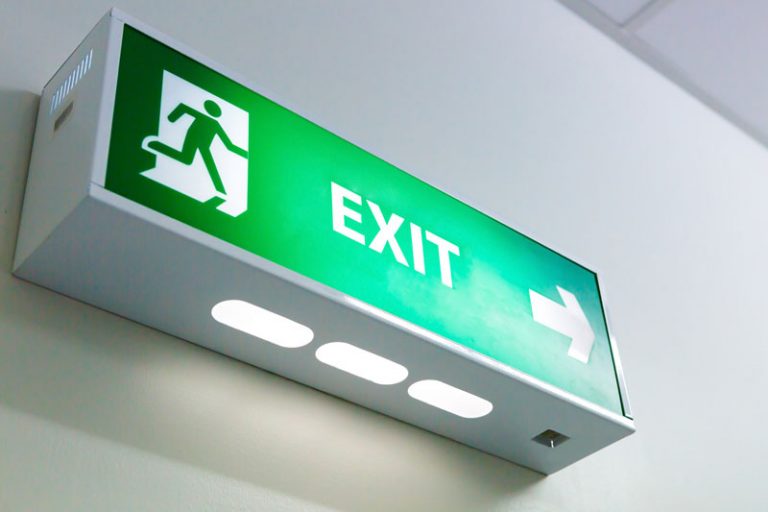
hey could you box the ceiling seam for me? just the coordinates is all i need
[557,0,768,152]
[621,0,675,30]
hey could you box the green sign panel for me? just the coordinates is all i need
[106,26,625,415]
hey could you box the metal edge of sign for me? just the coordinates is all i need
[90,10,125,191]
[93,8,635,429]
[595,271,634,420]
[610,334,633,420]
[89,182,636,432]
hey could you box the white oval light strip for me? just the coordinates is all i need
[408,380,493,419]
[211,300,314,348]
[316,342,409,385]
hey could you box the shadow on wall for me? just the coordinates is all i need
[0,87,544,512]
[0,88,39,268]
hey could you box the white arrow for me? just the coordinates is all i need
[529,286,595,364]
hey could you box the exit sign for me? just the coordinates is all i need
[106,25,625,415]
[14,9,633,474]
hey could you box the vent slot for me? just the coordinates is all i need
[53,102,74,132]
[50,48,93,115]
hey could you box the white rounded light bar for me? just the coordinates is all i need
[408,379,493,419]
[316,342,408,385]
[211,299,314,348]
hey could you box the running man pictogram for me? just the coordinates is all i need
[146,99,248,195]
[141,71,250,217]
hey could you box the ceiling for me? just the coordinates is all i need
[560,0,768,149]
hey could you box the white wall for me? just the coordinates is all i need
[1,1,766,510]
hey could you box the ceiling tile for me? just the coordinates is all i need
[634,0,768,144]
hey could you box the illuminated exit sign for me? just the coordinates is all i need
[14,9,634,474]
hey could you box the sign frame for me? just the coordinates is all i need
[13,8,634,474]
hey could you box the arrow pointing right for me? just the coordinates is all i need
[529,286,595,364]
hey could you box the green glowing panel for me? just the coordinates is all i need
[106,26,625,415]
